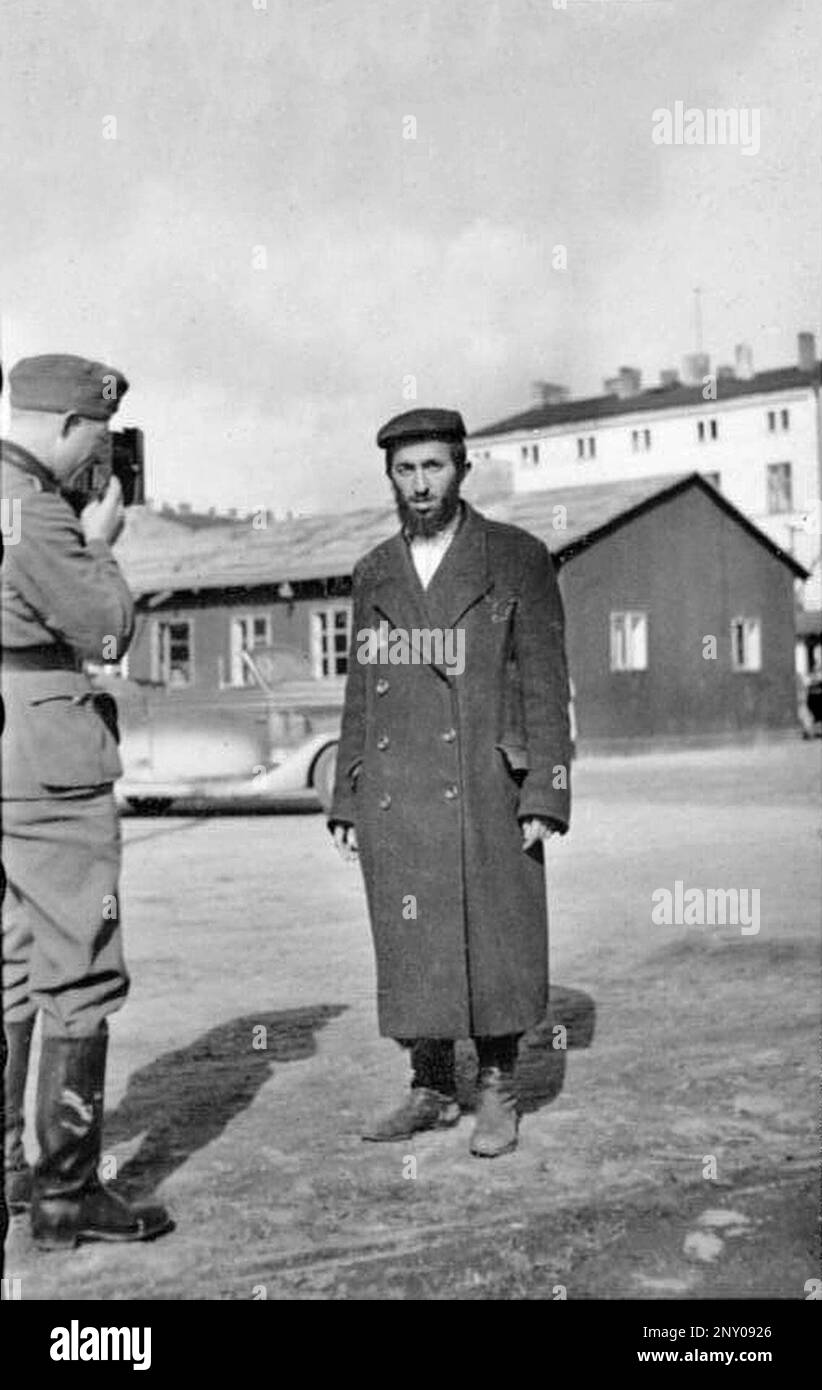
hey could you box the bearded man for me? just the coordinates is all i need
[329,407,572,1157]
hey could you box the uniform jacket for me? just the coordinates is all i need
[1,440,135,800]
[330,501,572,1039]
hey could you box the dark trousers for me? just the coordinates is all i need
[398,1035,520,1093]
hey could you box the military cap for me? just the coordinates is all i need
[376,407,466,450]
[8,354,128,419]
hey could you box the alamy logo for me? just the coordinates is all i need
[652,103,760,156]
[651,881,760,934]
[357,620,465,676]
[50,1321,151,1370]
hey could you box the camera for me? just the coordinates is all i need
[110,427,145,507]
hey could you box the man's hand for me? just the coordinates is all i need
[332,822,359,862]
[520,816,561,852]
[81,475,125,547]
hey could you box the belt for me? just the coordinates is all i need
[2,645,82,673]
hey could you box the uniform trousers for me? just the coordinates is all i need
[2,790,129,1037]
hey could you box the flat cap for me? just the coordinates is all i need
[8,354,128,420]
[376,407,465,450]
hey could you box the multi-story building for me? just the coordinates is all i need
[468,333,822,645]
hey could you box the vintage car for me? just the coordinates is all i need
[93,669,340,816]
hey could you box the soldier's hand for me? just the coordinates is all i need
[82,475,125,547]
[333,823,359,862]
[520,817,560,852]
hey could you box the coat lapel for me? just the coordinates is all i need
[423,503,493,631]
[368,504,493,678]
[371,532,434,634]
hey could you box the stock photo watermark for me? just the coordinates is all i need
[651,881,760,934]
[356,620,466,676]
[652,102,760,156]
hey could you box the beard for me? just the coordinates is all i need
[392,473,463,539]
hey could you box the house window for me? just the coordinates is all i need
[698,418,718,442]
[577,436,596,460]
[520,445,528,462]
[767,408,789,432]
[531,443,540,464]
[766,462,793,513]
[521,443,540,465]
[631,428,652,453]
[230,613,272,686]
[311,604,352,678]
[610,611,648,671]
[781,408,790,430]
[731,617,761,671]
[153,619,193,687]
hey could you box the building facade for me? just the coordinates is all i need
[468,333,822,622]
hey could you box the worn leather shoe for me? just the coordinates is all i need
[362,1087,461,1141]
[470,1066,519,1157]
[34,1180,174,1250]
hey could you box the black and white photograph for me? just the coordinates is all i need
[1,0,820,1339]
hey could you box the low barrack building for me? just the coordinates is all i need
[115,473,806,750]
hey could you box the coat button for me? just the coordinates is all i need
[376,678,389,695]
[441,728,457,743]
[379,793,392,810]
[444,784,459,800]
[376,734,390,751]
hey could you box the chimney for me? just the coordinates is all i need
[531,380,568,405]
[682,352,711,386]
[798,331,817,373]
[734,343,754,380]
[659,368,680,388]
[604,366,642,398]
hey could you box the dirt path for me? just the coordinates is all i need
[5,744,820,1299]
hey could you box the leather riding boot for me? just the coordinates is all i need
[31,1029,173,1250]
[3,1016,36,1214]
[362,1038,460,1141]
[470,1035,520,1158]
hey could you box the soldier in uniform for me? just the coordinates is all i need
[1,354,171,1248]
[330,408,572,1157]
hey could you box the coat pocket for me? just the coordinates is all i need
[25,693,123,790]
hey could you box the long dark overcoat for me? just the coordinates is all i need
[330,502,572,1039]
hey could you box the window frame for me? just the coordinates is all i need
[310,602,353,680]
[765,461,793,514]
[153,616,195,688]
[609,610,649,672]
[730,616,762,672]
[229,612,273,686]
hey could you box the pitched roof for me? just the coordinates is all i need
[470,364,821,439]
[117,472,807,599]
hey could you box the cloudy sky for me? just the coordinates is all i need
[1,0,819,516]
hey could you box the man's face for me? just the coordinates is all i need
[389,439,464,538]
[52,414,112,494]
